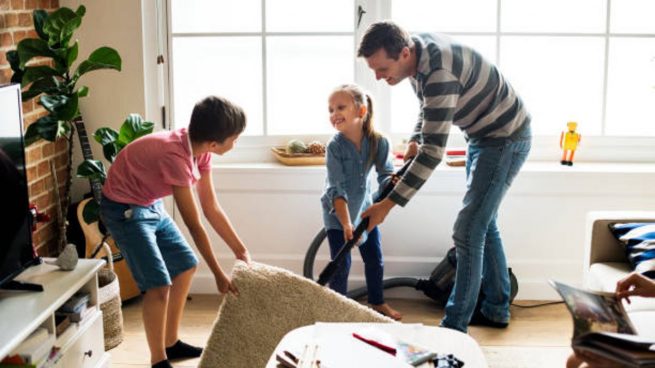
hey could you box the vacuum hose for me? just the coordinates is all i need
[306,157,518,304]
[314,159,414,286]
[304,233,518,304]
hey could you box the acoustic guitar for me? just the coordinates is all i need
[73,119,141,301]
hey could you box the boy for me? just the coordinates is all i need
[100,96,251,368]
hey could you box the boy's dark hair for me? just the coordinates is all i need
[357,20,412,60]
[189,96,246,143]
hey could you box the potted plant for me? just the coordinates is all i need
[5,5,122,251]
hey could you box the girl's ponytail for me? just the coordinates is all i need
[363,93,381,171]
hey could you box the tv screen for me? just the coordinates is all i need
[0,83,39,288]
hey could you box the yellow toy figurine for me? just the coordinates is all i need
[560,121,581,166]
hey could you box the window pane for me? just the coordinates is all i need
[267,36,354,135]
[171,0,261,33]
[267,0,353,32]
[610,0,655,34]
[500,36,605,135]
[457,36,497,65]
[502,0,606,33]
[392,0,496,33]
[390,79,421,134]
[605,38,655,136]
[390,36,496,134]
[171,37,263,135]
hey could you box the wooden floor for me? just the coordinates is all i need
[110,295,573,367]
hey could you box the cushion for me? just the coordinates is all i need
[609,223,655,275]
[198,261,392,368]
[587,262,632,292]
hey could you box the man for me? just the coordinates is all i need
[358,21,531,332]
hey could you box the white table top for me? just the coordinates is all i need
[266,322,487,368]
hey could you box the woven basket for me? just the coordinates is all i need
[271,146,325,166]
[97,243,124,350]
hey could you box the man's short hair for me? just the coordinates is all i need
[189,96,246,143]
[357,20,411,60]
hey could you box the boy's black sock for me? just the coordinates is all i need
[469,309,509,329]
[165,340,203,361]
[152,359,173,368]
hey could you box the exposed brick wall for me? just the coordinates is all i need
[1,0,65,257]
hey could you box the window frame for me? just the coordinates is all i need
[163,0,655,164]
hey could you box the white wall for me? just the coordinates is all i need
[182,162,655,300]
[60,0,160,201]
[63,2,655,301]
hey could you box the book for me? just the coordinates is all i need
[54,315,71,337]
[58,292,90,313]
[11,330,55,365]
[11,328,48,357]
[396,341,437,366]
[445,148,466,167]
[56,304,94,323]
[550,280,655,367]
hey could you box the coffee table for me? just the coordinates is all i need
[266,322,487,367]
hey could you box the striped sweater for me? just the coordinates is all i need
[389,33,531,207]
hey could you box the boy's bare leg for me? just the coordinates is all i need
[165,266,196,346]
[143,286,171,364]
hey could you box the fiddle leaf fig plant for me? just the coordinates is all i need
[7,5,122,145]
[5,5,122,251]
[77,113,154,223]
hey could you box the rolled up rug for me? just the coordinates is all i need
[199,261,393,368]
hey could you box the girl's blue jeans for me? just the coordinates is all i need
[326,226,385,305]
[441,124,531,332]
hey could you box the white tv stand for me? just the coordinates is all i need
[0,258,110,367]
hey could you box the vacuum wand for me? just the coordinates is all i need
[317,158,414,286]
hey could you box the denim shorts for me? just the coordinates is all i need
[99,196,199,292]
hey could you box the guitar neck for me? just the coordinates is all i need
[73,118,103,203]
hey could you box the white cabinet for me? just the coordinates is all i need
[0,259,110,367]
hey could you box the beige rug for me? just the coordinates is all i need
[199,261,392,368]
[482,346,571,367]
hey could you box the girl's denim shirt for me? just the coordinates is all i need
[321,133,395,238]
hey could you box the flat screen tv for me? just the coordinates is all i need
[0,83,41,290]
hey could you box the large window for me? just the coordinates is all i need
[169,0,354,136]
[168,0,655,160]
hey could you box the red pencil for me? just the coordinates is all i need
[352,332,397,355]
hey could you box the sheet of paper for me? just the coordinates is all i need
[284,323,414,368]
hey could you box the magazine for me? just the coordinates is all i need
[550,280,655,367]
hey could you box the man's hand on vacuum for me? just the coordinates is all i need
[361,198,395,232]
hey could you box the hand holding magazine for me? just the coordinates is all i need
[550,280,655,367]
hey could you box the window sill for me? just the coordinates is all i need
[212,160,655,174]
[209,161,655,197]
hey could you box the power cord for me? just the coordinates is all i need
[511,301,564,308]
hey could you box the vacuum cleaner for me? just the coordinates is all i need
[305,159,519,306]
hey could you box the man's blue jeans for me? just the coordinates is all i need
[441,124,531,332]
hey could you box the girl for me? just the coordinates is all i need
[320,84,401,320]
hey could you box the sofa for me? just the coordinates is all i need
[583,211,655,339]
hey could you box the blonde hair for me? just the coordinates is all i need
[332,84,381,170]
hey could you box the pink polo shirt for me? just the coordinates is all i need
[102,128,211,206]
